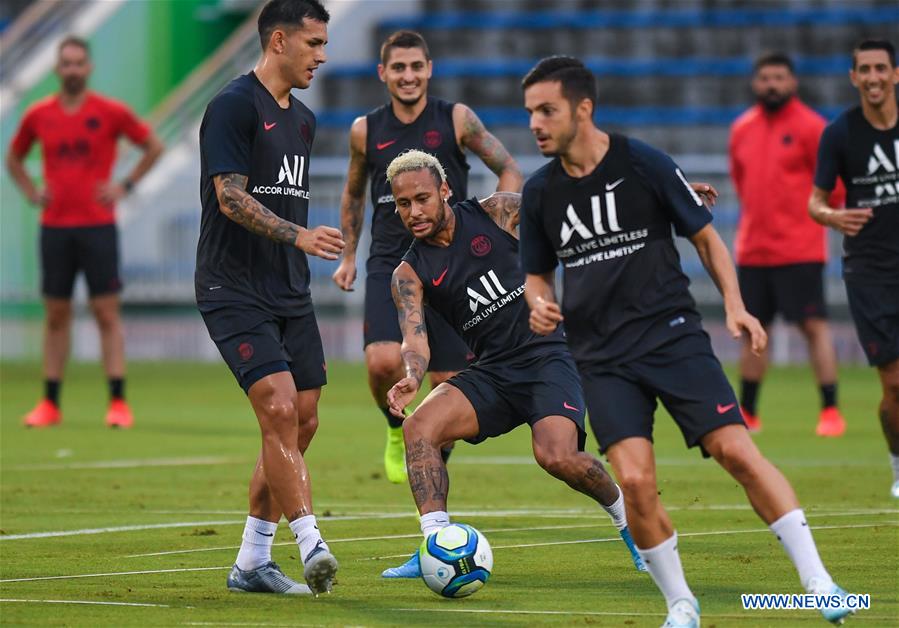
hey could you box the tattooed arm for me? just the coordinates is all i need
[479,191,522,236]
[454,103,523,193]
[214,172,345,259]
[332,117,369,290]
[386,262,430,417]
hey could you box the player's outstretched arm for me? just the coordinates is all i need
[333,117,368,290]
[455,104,523,192]
[480,191,522,234]
[524,272,564,336]
[214,172,345,259]
[689,224,766,355]
[388,262,430,417]
[808,186,872,236]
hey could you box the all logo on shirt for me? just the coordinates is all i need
[463,269,525,331]
[251,154,310,199]
[865,140,899,202]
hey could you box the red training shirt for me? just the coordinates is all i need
[729,97,845,266]
[10,91,151,227]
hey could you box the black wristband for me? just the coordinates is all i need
[122,179,134,193]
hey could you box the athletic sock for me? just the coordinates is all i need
[45,379,61,406]
[420,510,450,537]
[637,532,694,609]
[235,516,277,571]
[109,378,125,401]
[740,379,760,415]
[289,514,328,563]
[380,406,404,429]
[819,383,837,409]
[769,508,831,590]
[891,453,899,483]
[601,485,629,531]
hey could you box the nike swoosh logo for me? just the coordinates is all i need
[717,403,736,414]
[377,139,397,150]
[563,402,580,412]
[257,531,274,537]
[264,122,276,131]
[432,267,448,286]
[605,177,625,191]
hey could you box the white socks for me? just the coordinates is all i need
[420,510,450,537]
[769,508,831,590]
[891,453,899,482]
[637,532,695,609]
[602,485,629,531]
[235,516,277,571]
[289,514,329,563]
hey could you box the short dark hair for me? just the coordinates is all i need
[258,0,329,50]
[521,56,598,114]
[753,52,794,74]
[853,38,896,68]
[58,35,90,57]
[380,30,430,65]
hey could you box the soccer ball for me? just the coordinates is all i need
[419,523,493,598]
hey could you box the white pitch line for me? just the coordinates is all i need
[0,520,244,541]
[370,521,899,560]
[0,566,226,584]
[5,456,243,471]
[0,598,170,608]
[125,523,603,558]
[389,608,898,621]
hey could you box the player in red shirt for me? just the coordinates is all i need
[729,52,846,436]
[6,35,163,429]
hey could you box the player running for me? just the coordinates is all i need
[197,0,340,595]
[331,30,522,483]
[519,57,852,627]
[379,149,643,579]
[809,39,899,498]
[7,35,163,429]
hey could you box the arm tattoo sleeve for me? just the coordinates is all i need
[462,107,519,177]
[480,192,522,233]
[216,173,299,245]
[391,270,429,383]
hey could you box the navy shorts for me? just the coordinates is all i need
[737,263,827,326]
[580,331,744,456]
[41,225,122,298]
[363,272,472,371]
[846,280,899,367]
[200,303,327,393]
[448,346,587,447]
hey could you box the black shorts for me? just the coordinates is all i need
[200,303,327,393]
[363,272,472,371]
[580,331,744,456]
[737,263,827,326]
[846,280,899,367]
[40,225,122,298]
[447,347,587,447]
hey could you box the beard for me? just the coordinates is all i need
[62,75,86,95]
[758,90,791,112]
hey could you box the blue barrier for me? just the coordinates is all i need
[328,55,854,80]
[316,105,846,129]
[379,6,898,31]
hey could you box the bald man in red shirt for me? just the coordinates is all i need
[729,52,845,437]
[7,35,163,429]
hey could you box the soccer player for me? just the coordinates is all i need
[730,52,846,436]
[809,39,899,498]
[379,149,644,579]
[7,35,163,429]
[331,30,522,483]
[519,57,851,627]
[197,0,341,595]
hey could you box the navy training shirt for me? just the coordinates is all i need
[519,133,712,366]
[402,198,566,364]
[814,105,899,283]
[196,72,317,315]
[366,97,470,274]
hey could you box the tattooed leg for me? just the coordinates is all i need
[404,436,449,513]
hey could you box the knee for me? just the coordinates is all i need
[45,306,72,331]
[258,398,298,437]
[93,307,120,332]
[616,467,656,502]
[711,440,758,481]
[403,412,438,446]
[880,370,899,406]
[367,355,402,385]
[534,447,573,479]
[298,412,319,440]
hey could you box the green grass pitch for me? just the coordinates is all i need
[1,360,896,626]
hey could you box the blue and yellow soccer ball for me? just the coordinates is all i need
[419,523,493,598]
